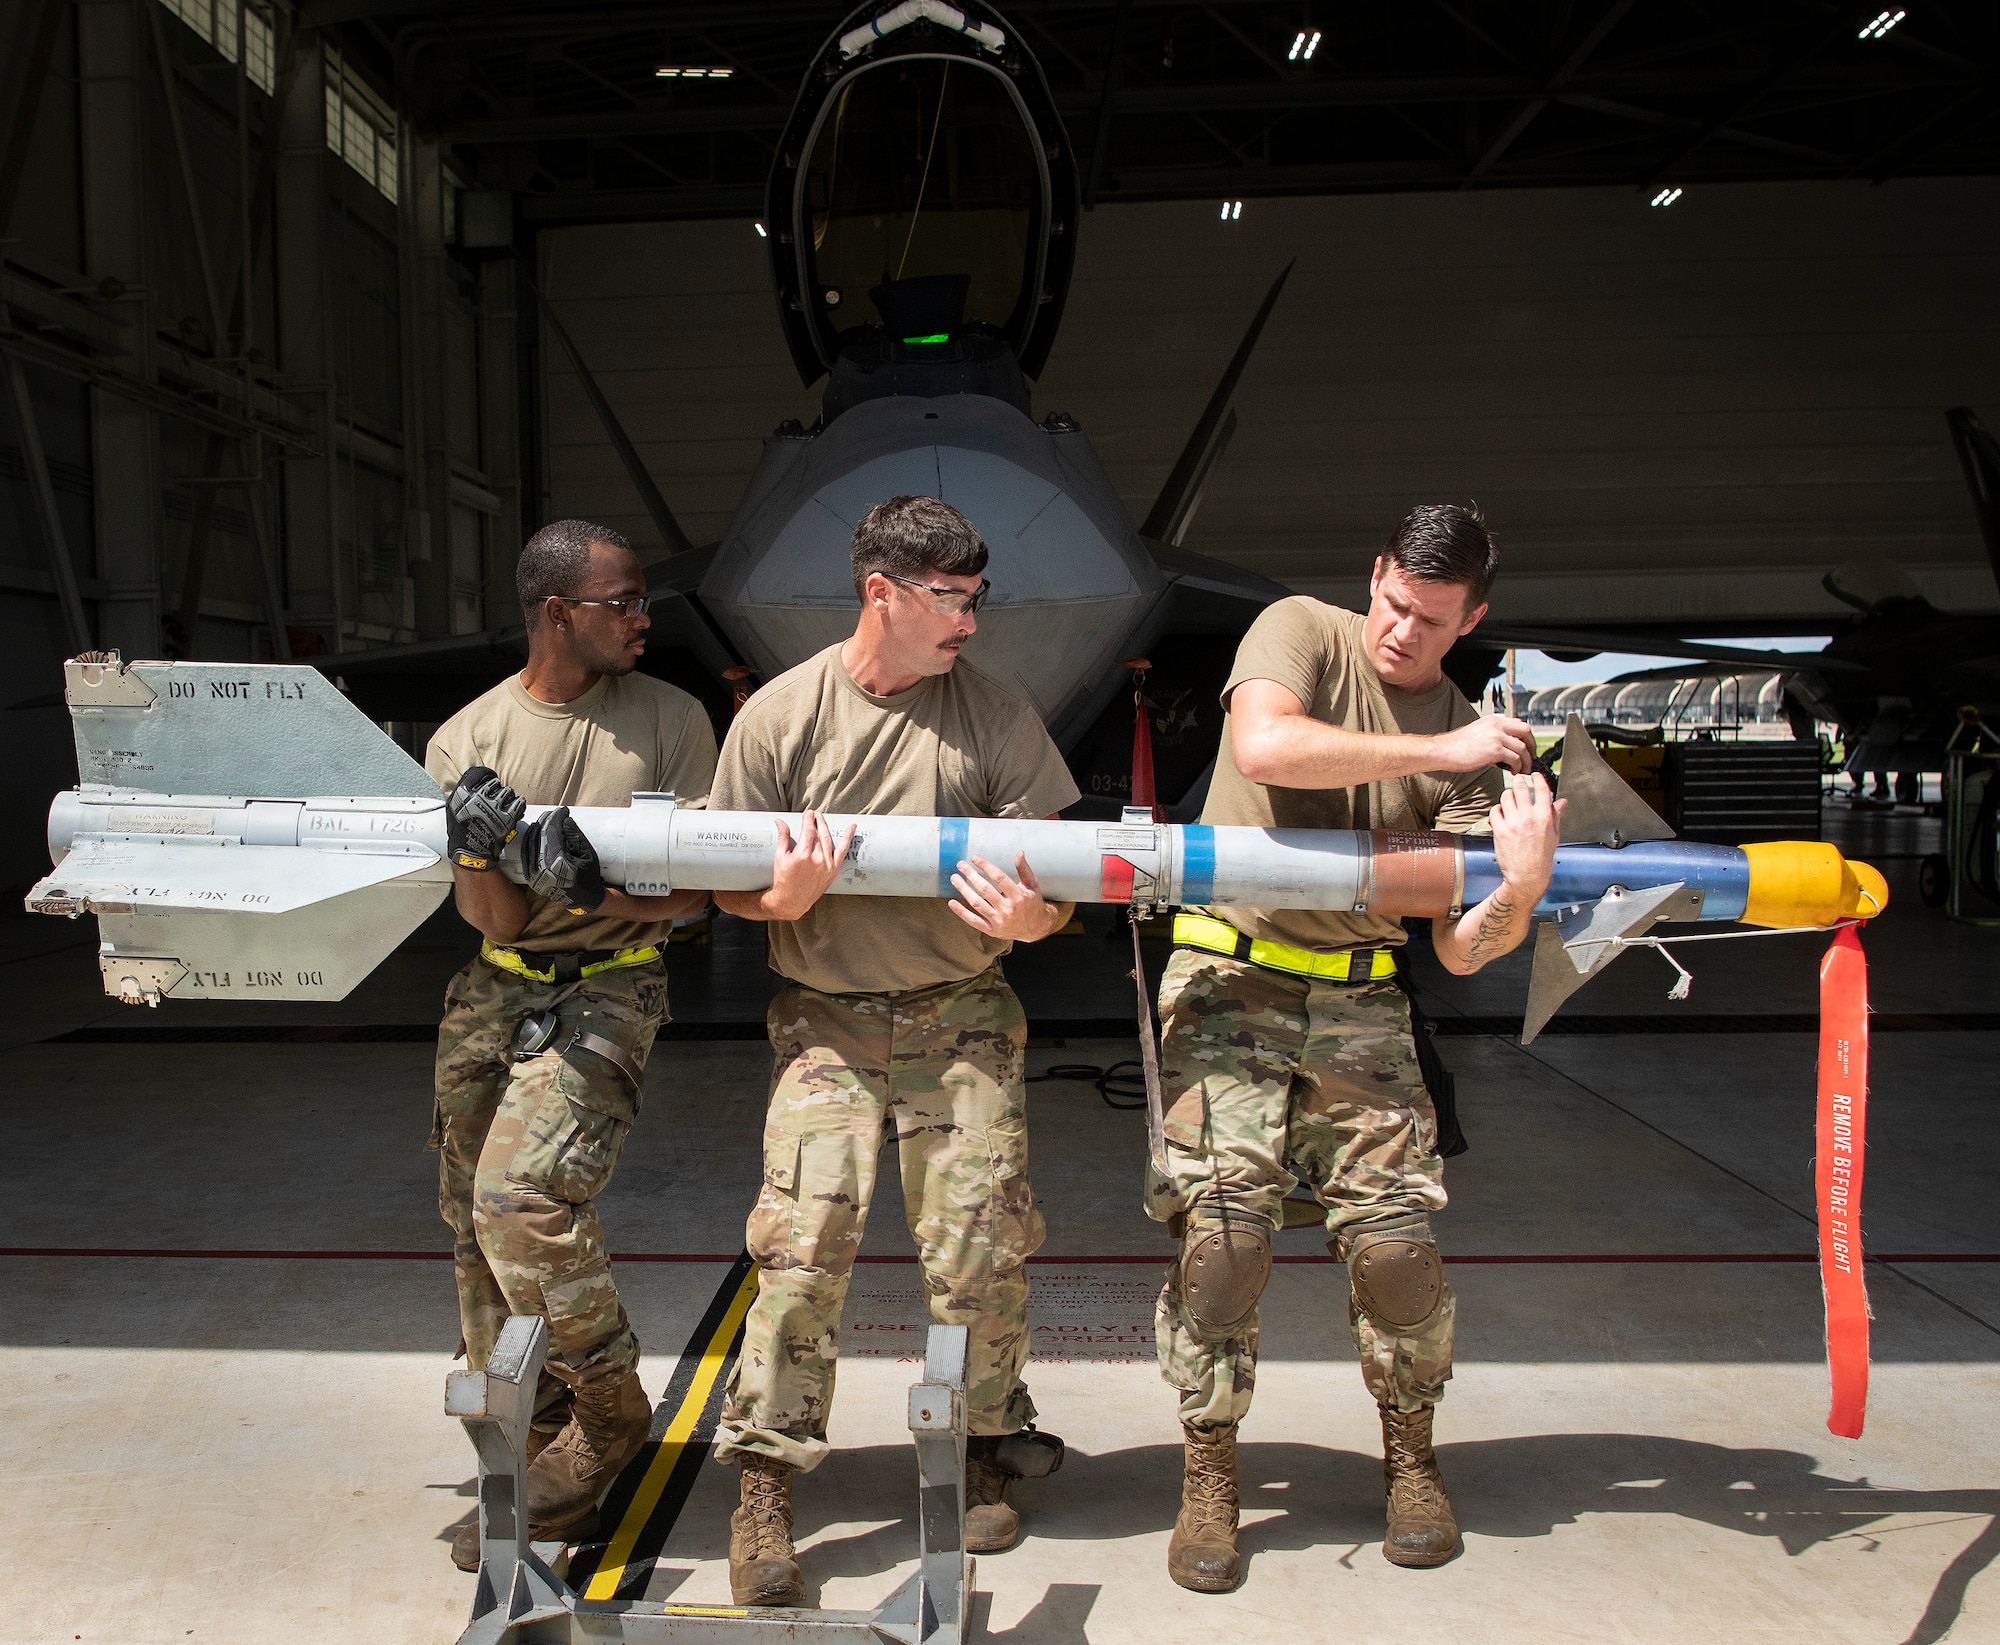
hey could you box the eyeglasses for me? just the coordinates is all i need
[561,594,654,618]
[880,573,991,616]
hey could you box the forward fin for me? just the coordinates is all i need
[1520,880,1688,1043]
[1555,713,1676,847]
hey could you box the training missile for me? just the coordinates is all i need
[25,657,1886,1036]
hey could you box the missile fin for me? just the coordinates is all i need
[29,836,441,915]
[88,873,450,1003]
[1521,880,1686,1043]
[64,656,439,801]
[1555,714,1677,847]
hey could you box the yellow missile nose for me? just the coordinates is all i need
[1741,842,1890,928]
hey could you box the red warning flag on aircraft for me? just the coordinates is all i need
[1817,925,1871,1439]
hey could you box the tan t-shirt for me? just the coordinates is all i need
[712,643,1081,996]
[1199,597,1502,952]
[426,671,717,954]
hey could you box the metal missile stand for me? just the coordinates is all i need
[449,1315,973,1645]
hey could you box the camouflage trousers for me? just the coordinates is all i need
[1153,951,1453,1427]
[715,965,1045,1473]
[431,955,668,1406]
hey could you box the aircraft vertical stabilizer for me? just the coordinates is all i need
[1142,261,1295,548]
[1946,406,2000,598]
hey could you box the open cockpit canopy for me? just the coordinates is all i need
[767,2,1077,385]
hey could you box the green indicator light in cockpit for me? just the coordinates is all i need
[902,333,951,345]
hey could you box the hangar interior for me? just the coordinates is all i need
[2,2,1998,1642]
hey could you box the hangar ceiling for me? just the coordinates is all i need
[308,0,2000,225]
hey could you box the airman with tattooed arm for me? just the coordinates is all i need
[1150,504,1560,1594]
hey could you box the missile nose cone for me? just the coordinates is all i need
[1740,842,1889,927]
[1845,858,1890,920]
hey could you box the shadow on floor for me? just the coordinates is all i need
[623,1436,1998,1644]
[968,1583,1103,1642]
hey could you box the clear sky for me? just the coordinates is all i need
[1507,636,1832,689]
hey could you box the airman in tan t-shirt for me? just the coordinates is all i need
[707,495,1078,1605]
[710,643,1077,994]
[1150,511,1565,1594]
[424,521,717,1570]
[1197,596,1503,952]
[426,670,716,953]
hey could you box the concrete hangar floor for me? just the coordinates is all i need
[3,800,1994,1645]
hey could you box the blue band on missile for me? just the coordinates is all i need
[1463,839,1750,921]
[937,816,970,897]
[1180,825,1215,904]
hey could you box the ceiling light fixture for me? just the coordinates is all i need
[1303,30,1321,60]
[655,65,735,78]
[1858,10,1905,38]
[1220,199,1243,220]
[1650,186,1682,207]
[754,222,767,237]
[1288,31,1305,60]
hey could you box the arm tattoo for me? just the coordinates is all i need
[1464,893,1519,965]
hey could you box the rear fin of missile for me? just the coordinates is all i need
[1554,713,1676,847]
[63,655,438,800]
[1520,880,1687,1043]
[1946,405,2000,600]
[32,834,438,916]
[1141,260,1293,547]
[85,871,450,1004]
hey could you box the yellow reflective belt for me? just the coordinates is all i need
[1171,912,1396,982]
[479,939,662,984]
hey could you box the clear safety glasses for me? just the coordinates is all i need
[881,574,992,616]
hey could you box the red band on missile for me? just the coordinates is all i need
[1100,854,1137,903]
[1368,831,1462,916]
[1817,925,1870,1439]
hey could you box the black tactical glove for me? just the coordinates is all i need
[446,766,525,872]
[520,806,608,915]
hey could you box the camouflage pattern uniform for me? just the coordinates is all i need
[714,964,1044,1471]
[432,955,669,1410]
[1153,950,1453,1426]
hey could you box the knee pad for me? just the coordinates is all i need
[1179,1220,1273,1340]
[1340,1217,1445,1334]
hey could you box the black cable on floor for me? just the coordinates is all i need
[1027,1061,1149,1110]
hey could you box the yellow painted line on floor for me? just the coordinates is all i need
[584,1267,759,1601]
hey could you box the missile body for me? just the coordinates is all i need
[42,788,1881,923]
[24,657,1887,1023]
[34,788,1883,1002]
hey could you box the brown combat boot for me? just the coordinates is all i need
[524,1370,652,1537]
[1380,1404,1461,1567]
[729,1455,806,1607]
[1167,1423,1241,1593]
[965,1438,1021,1552]
[448,1424,576,1572]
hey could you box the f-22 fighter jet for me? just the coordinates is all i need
[326,0,1294,819]
[325,0,1851,820]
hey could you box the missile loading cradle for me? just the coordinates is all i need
[25,656,1887,1038]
